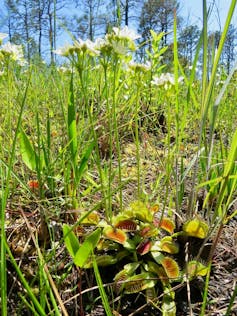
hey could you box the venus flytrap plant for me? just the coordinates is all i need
[64,200,210,314]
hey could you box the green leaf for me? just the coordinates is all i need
[223,128,237,178]
[92,252,113,316]
[74,228,101,267]
[76,141,95,184]
[19,129,37,171]
[162,287,176,316]
[130,201,153,222]
[159,237,179,254]
[114,263,140,294]
[63,224,80,258]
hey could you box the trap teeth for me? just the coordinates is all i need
[103,227,127,244]
[115,219,137,232]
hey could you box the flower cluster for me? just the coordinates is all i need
[54,38,99,57]
[0,42,26,66]
[151,73,184,90]
[54,26,141,59]
[0,34,27,69]
[128,60,151,73]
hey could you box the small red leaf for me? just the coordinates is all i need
[115,219,137,232]
[136,239,152,255]
[28,180,39,190]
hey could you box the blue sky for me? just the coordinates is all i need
[181,0,237,30]
[1,0,236,48]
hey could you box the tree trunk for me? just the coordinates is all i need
[125,0,128,26]
[47,1,54,65]
[38,3,42,58]
[89,1,93,40]
[23,0,31,62]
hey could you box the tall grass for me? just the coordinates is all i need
[1,0,237,314]
[1,72,36,315]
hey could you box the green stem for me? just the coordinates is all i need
[112,58,123,209]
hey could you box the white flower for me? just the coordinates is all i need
[110,40,127,55]
[151,73,183,88]
[151,74,168,86]
[54,43,74,57]
[94,37,107,48]
[94,37,114,57]
[0,42,27,65]
[112,26,141,41]
[128,60,151,72]
[57,65,73,73]
[74,38,99,56]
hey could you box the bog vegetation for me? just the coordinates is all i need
[0,1,237,315]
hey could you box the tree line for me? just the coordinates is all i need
[1,0,236,72]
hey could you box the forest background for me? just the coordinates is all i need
[0,0,237,73]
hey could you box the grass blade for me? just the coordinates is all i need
[74,228,101,267]
[68,73,78,166]
[92,252,113,316]
[19,128,38,171]
[4,240,47,316]
[63,224,80,257]
[76,141,95,184]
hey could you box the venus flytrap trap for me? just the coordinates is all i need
[64,200,210,314]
